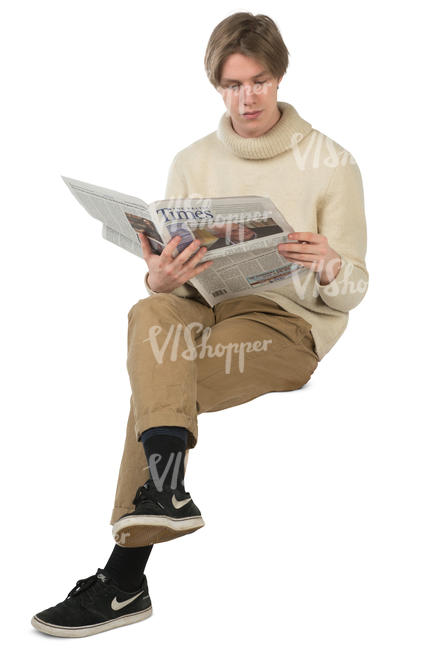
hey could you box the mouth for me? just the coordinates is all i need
[241,110,263,119]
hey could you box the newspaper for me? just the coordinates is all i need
[61,176,309,307]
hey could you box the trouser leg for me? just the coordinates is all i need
[195,295,319,414]
[109,293,213,525]
[109,394,192,525]
[126,293,215,448]
[110,294,318,526]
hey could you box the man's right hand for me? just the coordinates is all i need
[138,232,214,293]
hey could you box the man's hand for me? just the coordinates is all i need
[139,232,214,293]
[278,232,342,285]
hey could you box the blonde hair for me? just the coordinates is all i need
[204,12,290,88]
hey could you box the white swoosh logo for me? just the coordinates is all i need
[111,592,144,611]
[172,494,192,509]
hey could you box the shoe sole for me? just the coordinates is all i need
[31,605,152,638]
[112,515,205,547]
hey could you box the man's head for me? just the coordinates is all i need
[204,12,289,137]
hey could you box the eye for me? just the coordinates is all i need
[226,80,267,91]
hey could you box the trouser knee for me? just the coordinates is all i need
[128,293,183,322]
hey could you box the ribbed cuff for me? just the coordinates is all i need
[314,256,368,312]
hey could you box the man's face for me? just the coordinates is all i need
[217,52,283,137]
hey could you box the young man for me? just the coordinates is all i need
[31,12,368,637]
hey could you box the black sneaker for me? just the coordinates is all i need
[112,478,205,547]
[31,568,152,638]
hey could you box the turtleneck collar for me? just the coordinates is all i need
[216,101,312,160]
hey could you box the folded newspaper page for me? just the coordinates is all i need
[61,176,309,307]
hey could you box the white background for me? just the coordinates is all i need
[1,1,426,648]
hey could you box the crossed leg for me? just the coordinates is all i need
[109,293,318,526]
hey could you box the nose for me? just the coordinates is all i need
[238,84,257,111]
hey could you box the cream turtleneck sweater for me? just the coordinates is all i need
[144,101,369,361]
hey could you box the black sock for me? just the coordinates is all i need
[138,426,188,491]
[104,544,153,592]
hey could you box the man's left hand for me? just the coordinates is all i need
[278,232,342,286]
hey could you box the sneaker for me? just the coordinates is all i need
[31,568,152,638]
[112,478,205,547]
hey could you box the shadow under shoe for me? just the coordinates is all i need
[112,478,205,547]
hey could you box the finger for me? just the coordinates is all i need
[288,232,318,243]
[283,252,318,259]
[173,239,202,266]
[278,242,314,254]
[138,232,153,261]
[161,235,182,260]
[171,249,210,283]
[282,253,318,263]
[184,259,214,280]
[183,246,209,269]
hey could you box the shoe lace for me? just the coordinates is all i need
[132,481,161,508]
[132,480,189,508]
[66,572,111,606]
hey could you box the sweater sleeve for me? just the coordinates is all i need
[164,153,188,199]
[314,153,369,312]
[144,153,203,300]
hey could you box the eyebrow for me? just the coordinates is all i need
[221,70,269,83]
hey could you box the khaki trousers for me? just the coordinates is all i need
[110,293,319,526]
